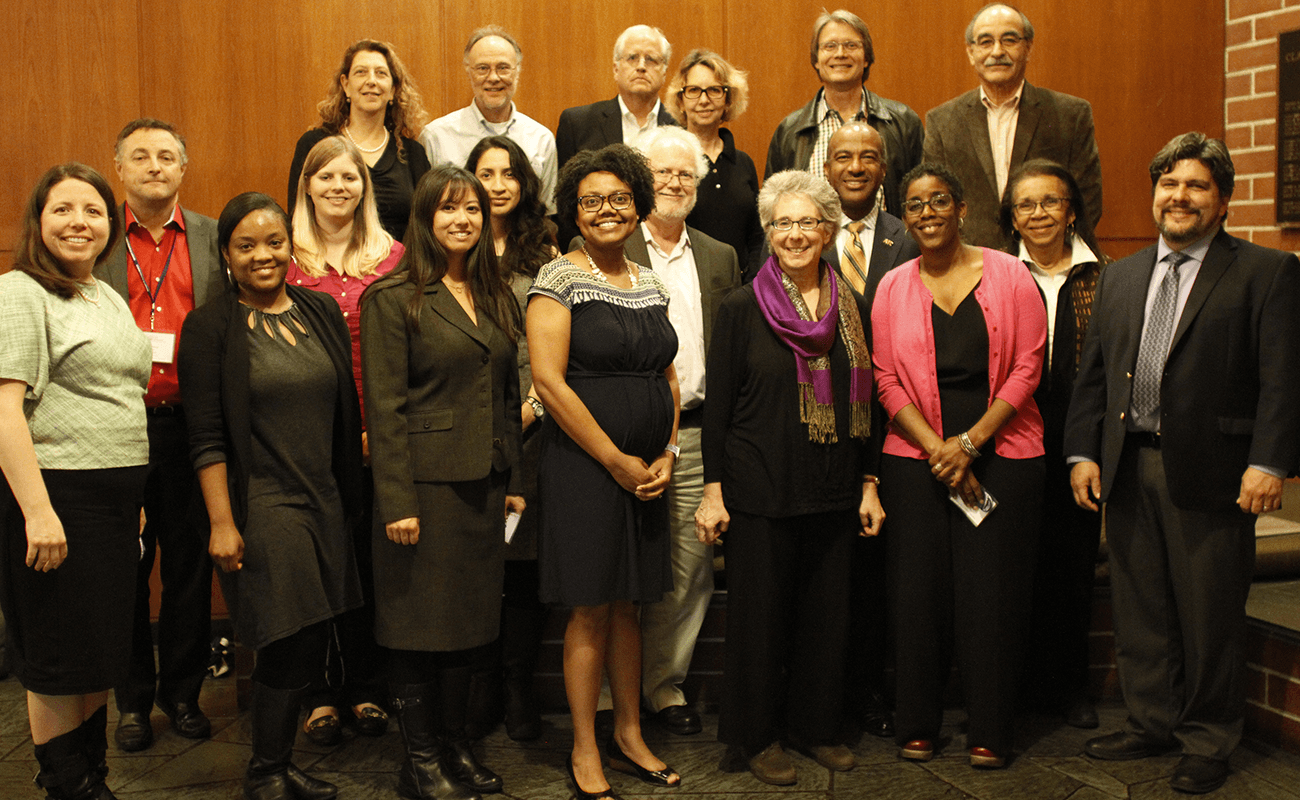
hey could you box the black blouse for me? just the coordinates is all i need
[702,284,875,517]
[686,128,765,280]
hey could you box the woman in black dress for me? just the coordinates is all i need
[0,164,148,800]
[694,169,882,786]
[179,193,364,800]
[362,166,524,800]
[528,144,681,798]
[288,39,431,242]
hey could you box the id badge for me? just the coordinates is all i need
[146,331,177,364]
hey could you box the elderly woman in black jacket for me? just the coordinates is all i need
[178,192,363,800]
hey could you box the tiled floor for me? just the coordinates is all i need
[2,675,1299,799]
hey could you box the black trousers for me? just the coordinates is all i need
[1106,441,1255,760]
[883,453,1043,754]
[718,508,856,756]
[116,410,213,713]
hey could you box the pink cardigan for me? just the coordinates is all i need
[871,247,1046,460]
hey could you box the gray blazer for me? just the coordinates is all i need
[923,83,1102,250]
[97,206,223,309]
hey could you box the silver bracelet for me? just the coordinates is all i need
[664,443,681,458]
[958,432,981,458]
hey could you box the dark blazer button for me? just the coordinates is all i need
[423,422,431,429]
[481,354,489,364]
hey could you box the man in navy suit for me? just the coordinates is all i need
[1064,132,1300,794]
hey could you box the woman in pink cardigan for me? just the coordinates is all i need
[871,163,1046,769]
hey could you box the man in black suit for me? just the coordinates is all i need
[1064,132,1300,795]
[96,119,223,752]
[555,24,677,169]
[822,121,919,310]
[923,4,1102,249]
[820,120,917,739]
[554,24,677,246]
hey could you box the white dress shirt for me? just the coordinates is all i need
[640,223,706,408]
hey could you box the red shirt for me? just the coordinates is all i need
[285,241,404,427]
[124,203,195,407]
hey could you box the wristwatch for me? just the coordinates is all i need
[525,396,544,421]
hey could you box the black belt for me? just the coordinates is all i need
[147,404,183,418]
[679,405,704,428]
[1126,430,1161,449]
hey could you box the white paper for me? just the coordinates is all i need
[146,331,176,364]
[949,488,998,526]
[504,511,521,544]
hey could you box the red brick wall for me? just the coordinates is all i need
[1225,0,1300,254]
[1245,626,1300,753]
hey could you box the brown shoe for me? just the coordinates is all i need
[899,739,933,761]
[748,743,797,786]
[802,743,855,771]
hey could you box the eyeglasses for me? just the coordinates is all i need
[653,169,697,186]
[578,192,634,212]
[1012,196,1069,216]
[969,33,1026,51]
[769,217,828,232]
[819,40,864,54]
[902,194,955,216]
[620,53,664,69]
[680,85,729,101]
[470,63,517,79]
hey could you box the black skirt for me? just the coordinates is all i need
[1,465,147,695]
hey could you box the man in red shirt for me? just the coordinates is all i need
[95,118,223,752]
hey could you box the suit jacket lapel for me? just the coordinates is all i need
[1170,230,1235,354]
[184,209,216,305]
[623,231,651,267]
[426,283,489,349]
[1011,83,1041,168]
[961,93,999,201]
[1119,249,1159,373]
[600,98,622,147]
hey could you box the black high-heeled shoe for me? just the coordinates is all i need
[606,739,681,788]
[566,755,618,800]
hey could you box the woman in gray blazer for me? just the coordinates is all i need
[361,165,524,800]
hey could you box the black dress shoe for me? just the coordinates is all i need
[115,712,153,752]
[652,704,702,736]
[860,692,895,738]
[157,699,211,739]
[1084,731,1173,761]
[606,738,680,787]
[1170,755,1229,794]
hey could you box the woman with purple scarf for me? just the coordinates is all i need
[695,170,883,787]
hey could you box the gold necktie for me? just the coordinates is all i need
[843,220,869,295]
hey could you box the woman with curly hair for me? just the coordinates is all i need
[528,144,681,796]
[289,39,431,241]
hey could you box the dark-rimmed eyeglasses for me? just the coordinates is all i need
[902,194,955,216]
[1012,196,1068,216]
[578,192,634,212]
[679,85,729,101]
[769,217,828,232]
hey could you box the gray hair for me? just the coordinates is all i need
[810,9,875,81]
[463,26,523,66]
[1149,132,1235,198]
[613,24,671,67]
[758,170,842,231]
[633,127,708,181]
[965,3,1035,44]
[114,118,188,165]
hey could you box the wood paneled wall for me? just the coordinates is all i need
[5,0,1223,261]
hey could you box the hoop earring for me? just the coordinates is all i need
[958,217,964,229]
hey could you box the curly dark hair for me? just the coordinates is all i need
[465,136,556,279]
[999,159,1109,264]
[369,165,522,341]
[900,162,966,208]
[555,143,656,230]
[14,163,122,299]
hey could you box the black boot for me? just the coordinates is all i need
[391,684,480,800]
[81,705,110,784]
[244,682,338,800]
[500,604,545,741]
[463,643,502,741]
[33,723,114,800]
[443,735,503,794]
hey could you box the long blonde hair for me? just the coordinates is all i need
[292,136,394,278]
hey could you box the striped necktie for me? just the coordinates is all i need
[843,220,869,295]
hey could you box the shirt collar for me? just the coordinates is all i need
[470,100,517,131]
[1017,233,1097,275]
[642,221,690,257]
[124,201,185,233]
[815,86,866,123]
[979,82,1024,110]
[1156,227,1218,267]
[841,201,881,232]
[618,95,662,123]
